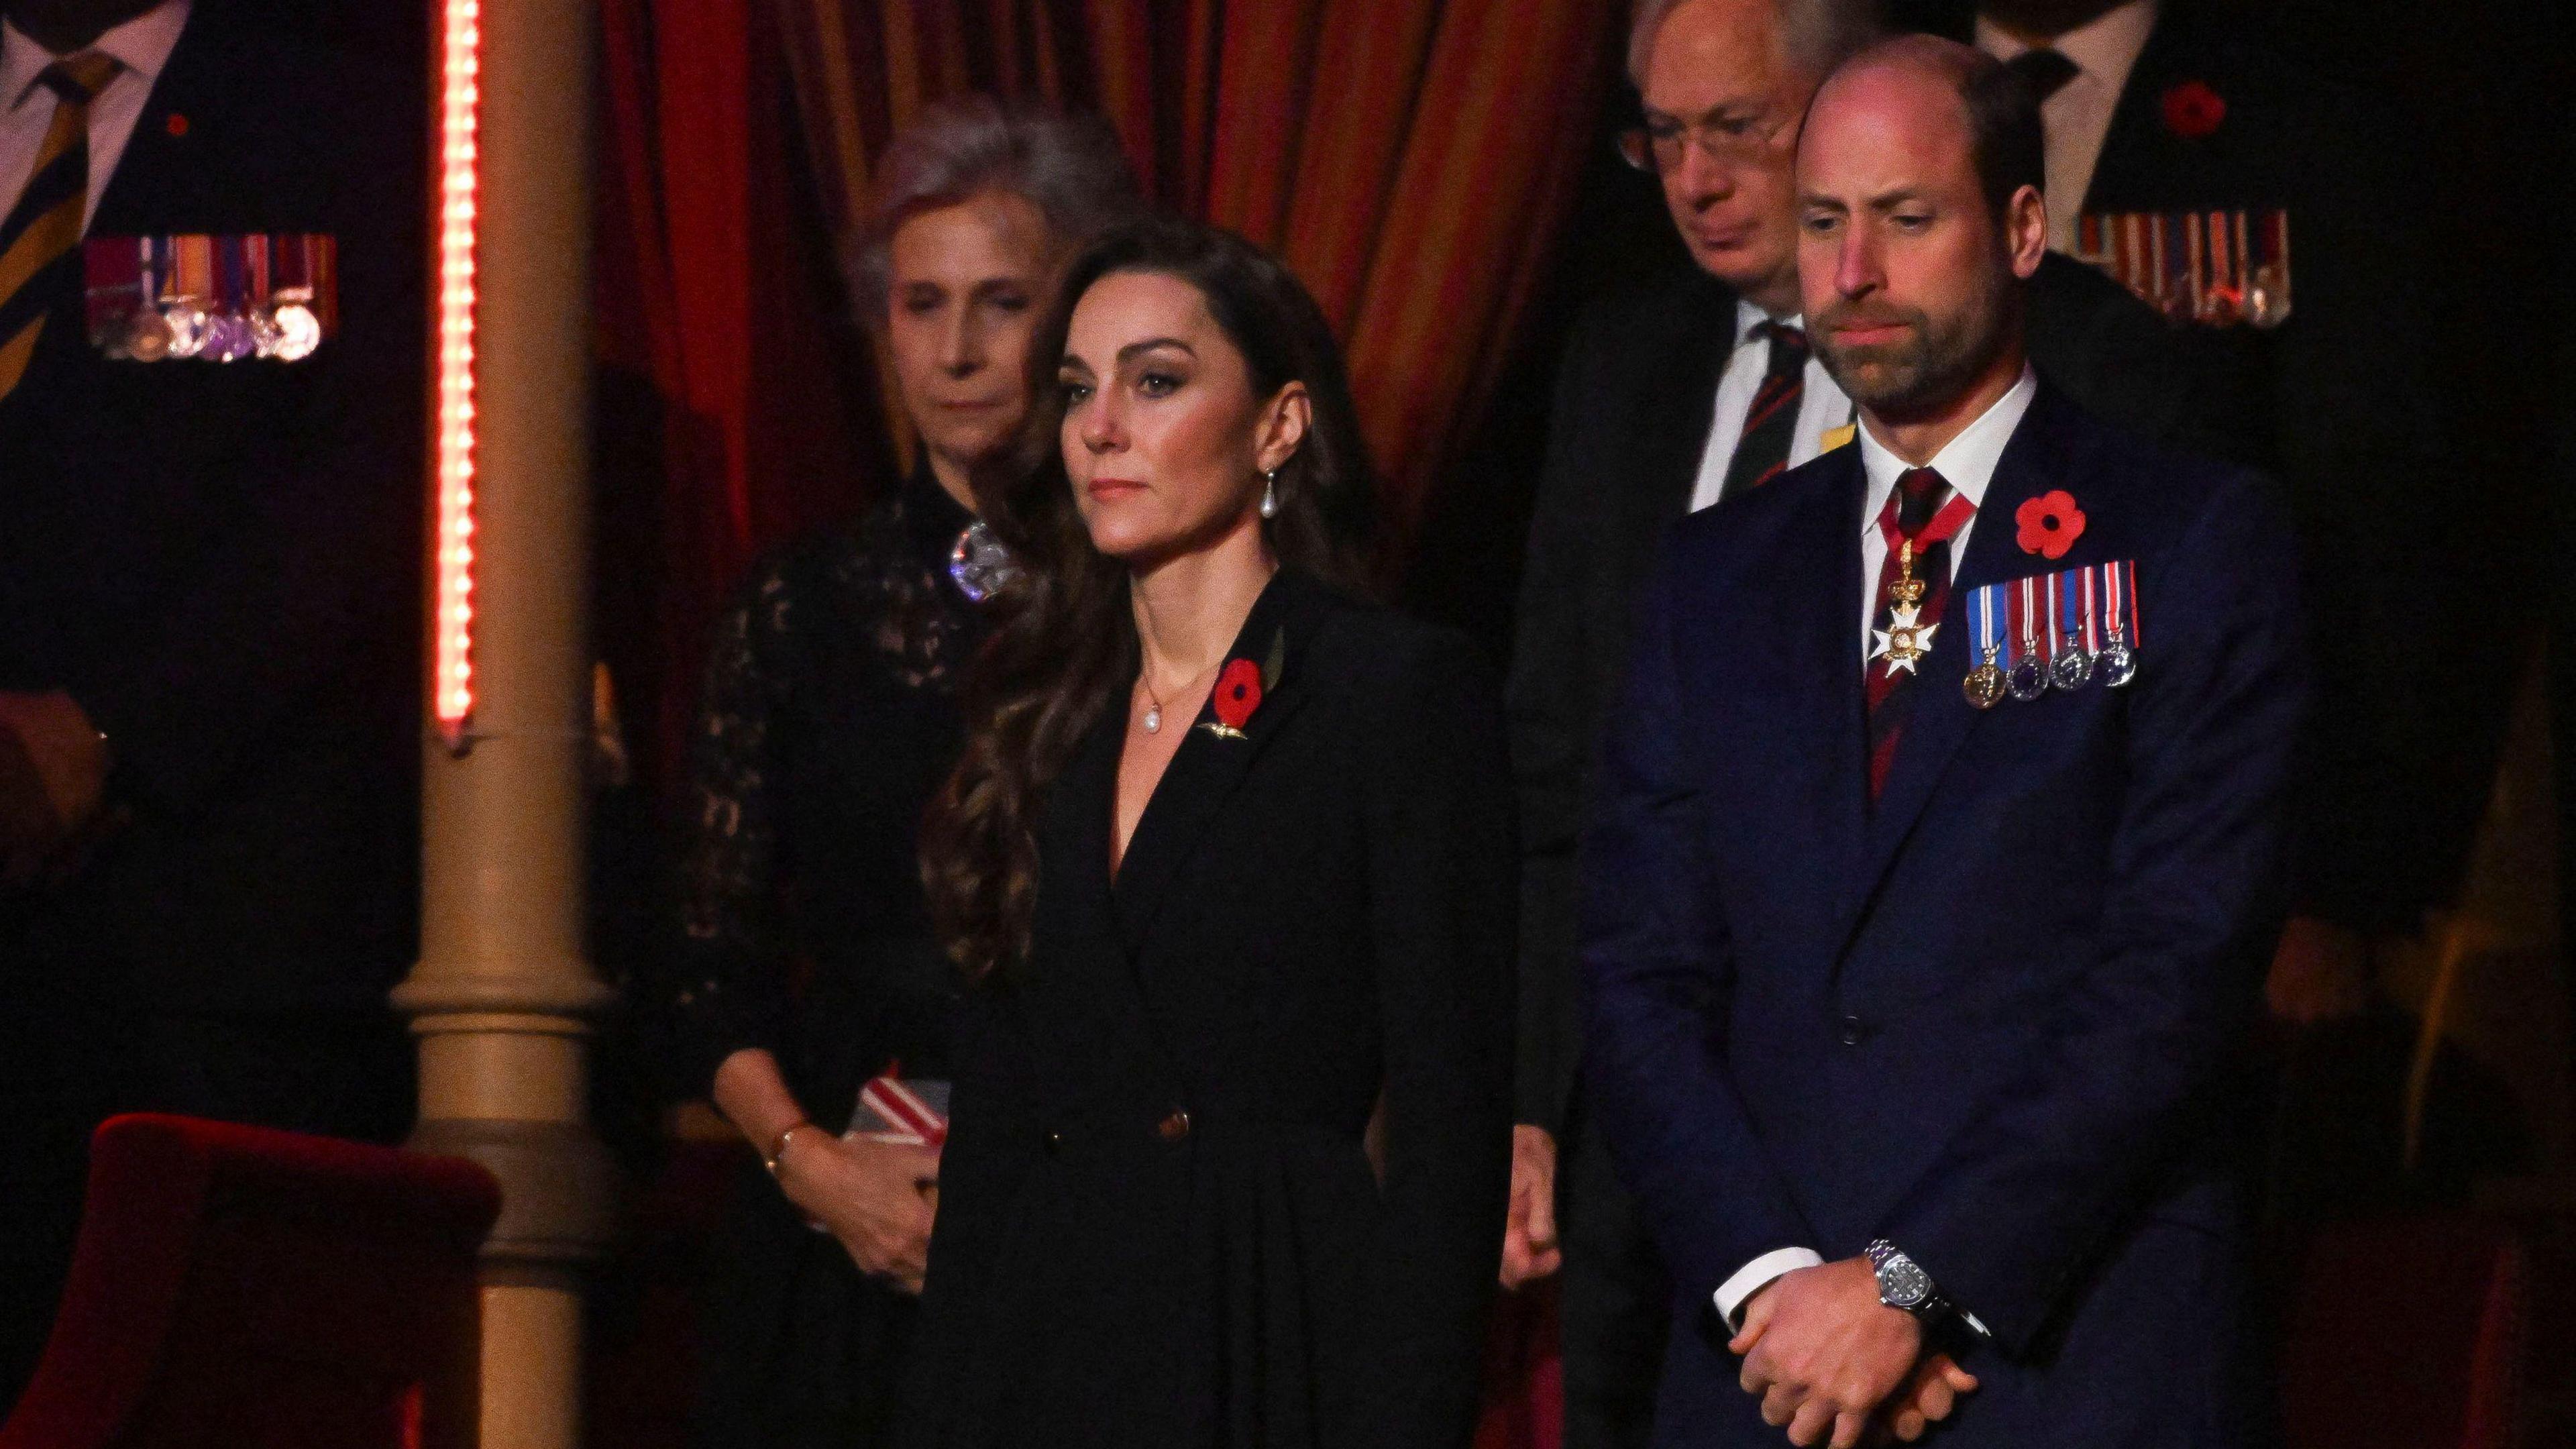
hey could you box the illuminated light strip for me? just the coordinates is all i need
[434,0,481,743]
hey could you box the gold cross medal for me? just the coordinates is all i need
[1871,538,1937,675]
[1958,581,2007,709]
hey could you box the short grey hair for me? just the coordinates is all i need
[844,95,1140,329]
[1626,0,1886,91]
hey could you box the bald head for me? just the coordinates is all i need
[1815,35,2045,222]
[1793,35,2047,432]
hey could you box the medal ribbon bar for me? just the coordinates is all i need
[82,233,338,362]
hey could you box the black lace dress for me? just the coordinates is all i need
[670,466,986,1449]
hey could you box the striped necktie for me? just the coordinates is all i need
[1864,468,1974,804]
[1719,320,1809,500]
[0,52,121,405]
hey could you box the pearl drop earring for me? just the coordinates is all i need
[1259,470,1279,519]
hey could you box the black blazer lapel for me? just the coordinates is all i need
[1625,276,1741,544]
[1110,568,1332,955]
[1768,445,1872,926]
[1041,708,1126,949]
[1839,386,2082,947]
[1026,706,1184,1111]
[89,5,337,238]
[2082,5,2267,215]
[2083,11,2183,214]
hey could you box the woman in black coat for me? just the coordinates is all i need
[903,215,1515,1449]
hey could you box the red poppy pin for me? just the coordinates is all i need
[1199,630,1287,741]
[2015,490,2087,559]
[2159,80,2226,140]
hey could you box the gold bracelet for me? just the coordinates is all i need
[763,1121,813,1177]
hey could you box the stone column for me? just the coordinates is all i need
[392,3,614,1448]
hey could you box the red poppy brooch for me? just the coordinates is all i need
[2015,490,2087,559]
[1199,629,1287,741]
[2160,80,2226,140]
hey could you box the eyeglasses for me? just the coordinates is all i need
[1616,107,1796,174]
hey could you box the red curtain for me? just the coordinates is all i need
[597,0,1623,778]
[775,0,1619,542]
[596,0,885,776]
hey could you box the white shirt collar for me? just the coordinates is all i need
[1857,364,2039,532]
[1733,297,1803,350]
[3,1,191,113]
[1974,0,2158,98]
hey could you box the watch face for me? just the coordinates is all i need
[1879,1256,1934,1309]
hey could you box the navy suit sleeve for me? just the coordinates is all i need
[1873,470,2306,1353]
[1580,544,1818,1305]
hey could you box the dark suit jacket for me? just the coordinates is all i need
[1581,384,2304,1446]
[902,570,1515,1449]
[1898,0,2453,934]
[1507,259,2226,1134]
[0,1,425,1012]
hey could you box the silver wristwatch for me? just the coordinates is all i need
[1866,1239,1949,1322]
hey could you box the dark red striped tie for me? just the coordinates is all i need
[1865,468,1974,804]
[1719,321,1807,500]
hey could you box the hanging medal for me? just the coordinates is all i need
[2049,567,2094,690]
[2247,210,2292,329]
[1961,582,2006,710]
[247,234,284,358]
[204,236,257,362]
[2005,574,2049,702]
[2097,560,2139,688]
[266,234,322,361]
[1870,537,1939,676]
[162,235,215,358]
[123,238,171,360]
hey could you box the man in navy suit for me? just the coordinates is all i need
[1582,33,2303,1448]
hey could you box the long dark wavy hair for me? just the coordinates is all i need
[921,213,1379,983]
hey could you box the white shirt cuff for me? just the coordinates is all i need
[1713,1246,1825,1329]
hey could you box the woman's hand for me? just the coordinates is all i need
[1499,1124,1561,1288]
[775,1129,943,1293]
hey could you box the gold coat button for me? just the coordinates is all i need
[1155,1110,1191,1143]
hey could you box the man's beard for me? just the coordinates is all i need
[1811,280,2015,419]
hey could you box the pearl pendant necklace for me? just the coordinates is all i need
[1140,657,1218,735]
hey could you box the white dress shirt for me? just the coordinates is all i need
[0,1,192,233]
[1974,0,2159,253]
[1686,300,1860,515]
[1712,365,2039,1332]
[1852,366,2037,659]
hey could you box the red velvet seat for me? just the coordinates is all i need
[2281,1214,2530,1449]
[0,1114,499,1449]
